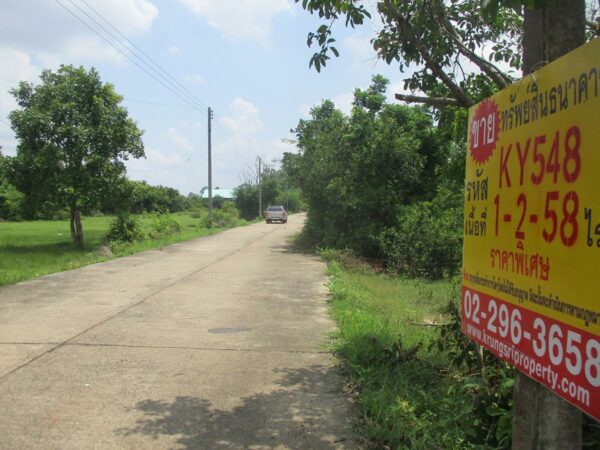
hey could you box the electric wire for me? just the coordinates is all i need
[53,0,234,140]
[65,1,204,111]
[78,0,208,111]
[122,98,202,110]
[53,0,195,111]
[69,0,235,139]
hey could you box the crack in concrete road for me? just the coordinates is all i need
[0,342,329,354]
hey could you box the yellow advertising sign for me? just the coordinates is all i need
[462,38,600,419]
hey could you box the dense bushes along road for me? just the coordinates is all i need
[283,76,465,278]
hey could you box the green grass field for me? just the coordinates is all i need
[325,260,513,449]
[0,212,246,286]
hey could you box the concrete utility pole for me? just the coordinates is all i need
[512,1,585,448]
[258,156,262,218]
[208,106,213,221]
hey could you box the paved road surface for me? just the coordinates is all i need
[0,214,357,449]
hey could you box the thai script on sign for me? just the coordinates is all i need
[500,67,599,132]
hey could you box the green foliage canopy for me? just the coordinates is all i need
[289,75,463,275]
[8,65,144,246]
[297,0,525,107]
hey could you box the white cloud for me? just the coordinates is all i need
[332,92,355,115]
[220,97,264,137]
[299,92,354,118]
[210,97,265,186]
[210,97,301,187]
[126,147,191,189]
[0,0,158,66]
[167,128,194,153]
[185,74,206,84]
[0,0,160,153]
[167,46,181,55]
[180,0,292,46]
[145,147,185,166]
[0,48,41,156]
[343,33,376,65]
[264,137,297,163]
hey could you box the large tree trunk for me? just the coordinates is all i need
[522,0,586,74]
[512,1,586,449]
[70,207,84,249]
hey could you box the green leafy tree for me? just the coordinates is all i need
[300,0,592,445]
[8,65,144,248]
[234,183,260,220]
[185,192,204,210]
[297,0,589,107]
[298,0,522,107]
[103,179,188,214]
[290,76,451,259]
[0,151,24,220]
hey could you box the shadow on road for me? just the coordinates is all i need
[115,364,355,449]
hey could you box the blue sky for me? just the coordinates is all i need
[0,0,407,195]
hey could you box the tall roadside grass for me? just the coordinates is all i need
[323,249,515,449]
[0,210,249,286]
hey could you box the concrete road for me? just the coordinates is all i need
[0,215,357,449]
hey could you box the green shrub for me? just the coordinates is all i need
[188,208,205,219]
[106,215,144,243]
[380,187,463,278]
[327,262,515,449]
[211,195,225,209]
[148,214,182,238]
[0,181,25,221]
[213,210,236,228]
[51,208,71,221]
[433,283,515,448]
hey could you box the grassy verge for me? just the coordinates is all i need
[323,249,600,449]
[325,255,514,449]
[0,211,249,286]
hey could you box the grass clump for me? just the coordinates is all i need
[325,257,514,449]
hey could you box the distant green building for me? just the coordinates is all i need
[200,188,234,200]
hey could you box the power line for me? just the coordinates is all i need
[53,0,234,140]
[65,0,205,112]
[62,0,235,139]
[3,2,235,141]
[123,98,202,110]
[121,98,237,140]
[60,0,195,107]
[53,0,190,109]
[78,0,209,112]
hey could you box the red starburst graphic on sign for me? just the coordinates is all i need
[469,98,500,165]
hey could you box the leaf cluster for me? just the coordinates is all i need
[299,0,523,107]
[8,65,144,215]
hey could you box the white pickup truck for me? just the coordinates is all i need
[264,205,288,224]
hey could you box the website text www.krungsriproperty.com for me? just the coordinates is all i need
[465,323,590,407]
